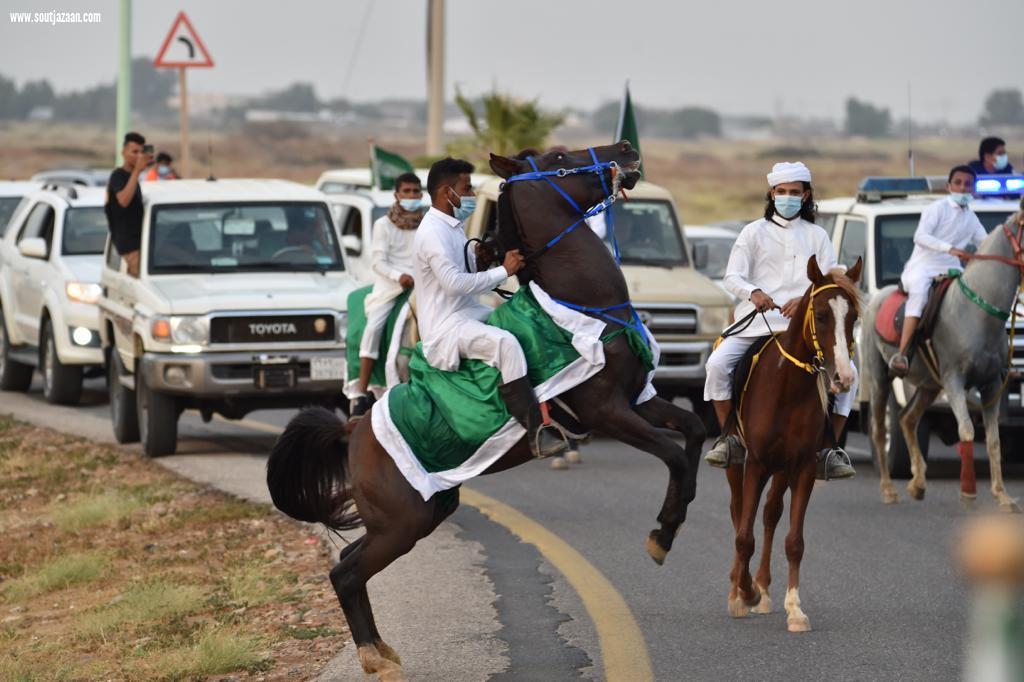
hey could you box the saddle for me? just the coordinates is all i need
[874,276,956,346]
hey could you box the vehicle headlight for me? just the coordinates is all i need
[65,281,102,304]
[170,316,209,345]
[699,306,731,336]
[336,312,348,342]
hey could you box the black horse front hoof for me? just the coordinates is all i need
[645,530,669,565]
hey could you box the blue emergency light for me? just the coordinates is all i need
[975,175,1024,196]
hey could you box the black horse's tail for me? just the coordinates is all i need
[266,406,363,532]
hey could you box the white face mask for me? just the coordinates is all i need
[399,198,423,211]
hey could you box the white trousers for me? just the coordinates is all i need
[359,302,394,360]
[703,335,858,416]
[900,272,933,318]
[454,318,528,384]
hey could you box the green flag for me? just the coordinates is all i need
[614,81,642,178]
[370,143,415,190]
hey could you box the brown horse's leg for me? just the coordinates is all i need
[594,398,698,564]
[752,472,786,615]
[332,427,450,679]
[726,462,744,532]
[728,459,769,618]
[899,386,939,502]
[980,380,1021,512]
[869,371,900,505]
[783,459,816,633]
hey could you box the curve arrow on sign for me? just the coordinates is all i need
[177,36,195,59]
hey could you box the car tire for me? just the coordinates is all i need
[0,310,33,392]
[41,320,83,405]
[871,394,930,480]
[108,349,140,444]
[136,370,178,457]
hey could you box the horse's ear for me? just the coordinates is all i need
[806,254,823,282]
[846,257,863,284]
[489,154,522,179]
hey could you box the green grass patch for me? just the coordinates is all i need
[75,580,206,640]
[172,497,270,527]
[284,624,338,640]
[130,630,268,679]
[223,562,294,607]
[3,552,106,600]
[51,491,143,533]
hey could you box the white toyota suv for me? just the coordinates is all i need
[0,183,106,404]
[98,179,357,456]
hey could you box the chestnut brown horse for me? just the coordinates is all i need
[725,255,862,632]
[267,142,706,679]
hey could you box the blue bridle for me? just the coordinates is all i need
[502,147,648,344]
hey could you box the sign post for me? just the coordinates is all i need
[154,11,213,179]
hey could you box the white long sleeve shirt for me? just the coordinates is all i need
[723,216,840,338]
[413,207,510,369]
[901,197,987,287]
[364,214,417,313]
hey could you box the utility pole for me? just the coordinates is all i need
[426,0,445,156]
[115,0,131,164]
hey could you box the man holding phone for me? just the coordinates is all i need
[104,132,153,277]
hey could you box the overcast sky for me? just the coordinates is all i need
[1,0,1020,123]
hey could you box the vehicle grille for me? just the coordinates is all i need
[211,362,312,380]
[209,315,335,344]
[633,304,698,336]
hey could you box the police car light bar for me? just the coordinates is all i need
[975,175,1024,196]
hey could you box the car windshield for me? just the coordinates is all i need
[605,200,688,266]
[63,207,108,255]
[0,197,23,237]
[689,235,735,279]
[875,210,1016,287]
[148,202,343,274]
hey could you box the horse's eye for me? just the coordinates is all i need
[555,153,564,160]
[815,313,827,322]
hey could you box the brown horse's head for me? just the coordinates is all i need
[803,255,863,394]
[490,140,641,203]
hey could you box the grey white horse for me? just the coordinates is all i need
[860,216,1022,512]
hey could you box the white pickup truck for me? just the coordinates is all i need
[98,179,357,456]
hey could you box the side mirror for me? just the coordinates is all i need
[341,234,362,256]
[692,242,709,271]
[18,237,47,259]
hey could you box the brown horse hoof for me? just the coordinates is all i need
[751,585,772,614]
[645,534,667,565]
[564,448,583,464]
[906,483,926,501]
[881,489,900,505]
[787,614,811,632]
[549,456,569,470]
[960,492,978,512]
[376,640,402,665]
[358,644,405,680]
[1000,500,1022,514]
[728,597,750,618]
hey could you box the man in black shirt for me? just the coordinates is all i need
[105,131,152,276]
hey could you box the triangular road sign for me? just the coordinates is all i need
[154,11,214,68]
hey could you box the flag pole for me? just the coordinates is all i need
[368,136,378,189]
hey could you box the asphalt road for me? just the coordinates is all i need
[4,376,1022,681]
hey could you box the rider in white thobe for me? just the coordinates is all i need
[888,182,988,376]
[703,161,857,480]
[414,158,566,459]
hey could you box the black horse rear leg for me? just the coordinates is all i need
[599,400,697,564]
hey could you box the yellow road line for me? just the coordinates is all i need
[237,416,653,681]
[461,488,654,682]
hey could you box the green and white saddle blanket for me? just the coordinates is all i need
[371,282,659,501]
[343,286,414,399]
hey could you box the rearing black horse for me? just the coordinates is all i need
[266,142,705,679]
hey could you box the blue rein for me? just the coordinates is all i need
[502,147,648,345]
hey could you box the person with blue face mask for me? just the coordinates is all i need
[888,165,987,378]
[969,137,1014,176]
[412,157,567,459]
[350,172,427,417]
[703,161,858,481]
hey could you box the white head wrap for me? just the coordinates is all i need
[767,161,812,187]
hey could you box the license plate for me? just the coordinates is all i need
[254,366,296,389]
[310,356,345,381]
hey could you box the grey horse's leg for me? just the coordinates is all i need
[900,386,940,501]
[979,380,1022,512]
[941,374,979,508]
[865,342,899,504]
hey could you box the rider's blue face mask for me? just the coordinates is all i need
[448,187,476,222]
[773,194,803,219]
[995,153,1010,170]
